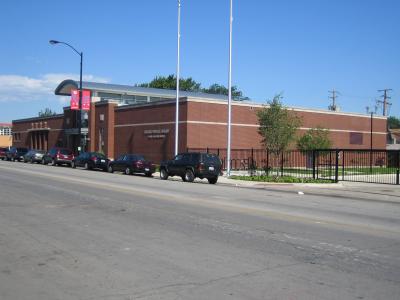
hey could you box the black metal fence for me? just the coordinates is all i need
[187,148,400,185]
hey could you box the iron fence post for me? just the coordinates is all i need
[397,150,400,185]
[280,151,284,177]
[335,149,339,183]
[312,150,316,179]
[266,149,269,176]
[342,150,345,180]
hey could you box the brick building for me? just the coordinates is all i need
[12,80,388,164]
[0,123,12,147]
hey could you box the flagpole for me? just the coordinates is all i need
[227,0,233,176]
[175,0,181,156]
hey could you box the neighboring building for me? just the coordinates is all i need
[12,80,388,164]
[387,129,400,150]
[0,123,12,136]
[0,123,12,147]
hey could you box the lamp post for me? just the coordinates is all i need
[49,40,85,152]
[175,0,181,156]
[226,0,233,176]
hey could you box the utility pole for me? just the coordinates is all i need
[377,89,392,116]
[328,89,339,111]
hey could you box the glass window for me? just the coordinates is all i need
[60,149,72,155]
[174,154,183,161]
[350,132,363,145]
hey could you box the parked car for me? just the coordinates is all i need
[23,149,45,163]
[108,154,155,176]
[160,152,222,184]
[72,152,110,171]
[0,147,9,160]
[42,147,74,166]
[6,147,29,162]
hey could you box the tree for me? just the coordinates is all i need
[297,127,332,151]
[137,75,201,92]
[388,116,400,129]
[202,83,249,100]
[136,75,248,100]
[257,95,302,155]
[38,108,57,117]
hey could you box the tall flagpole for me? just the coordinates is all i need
[227,0,233,176]
[175,0,181,156]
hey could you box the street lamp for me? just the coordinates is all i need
[226,0,233,176]
[49,39,85,152]
[175,0,181,156]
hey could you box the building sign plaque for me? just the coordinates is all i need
[144,129,169,139]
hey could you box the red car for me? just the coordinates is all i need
[108,154,155,176]
[42,147,74,166]
[0,147,9,160]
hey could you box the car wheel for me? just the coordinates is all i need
[71,161,76,169]
[145,172,153,177]
[108,165,114,173]
[125,167,131,175]
[184,169,195,183]
[160,168,169,180]
[207,177,218,184]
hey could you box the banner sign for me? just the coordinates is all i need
[70,89,79,110]
[82,90,91,111]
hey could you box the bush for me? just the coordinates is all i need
[229,175,334,183]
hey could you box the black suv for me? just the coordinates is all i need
[160,152,222,184]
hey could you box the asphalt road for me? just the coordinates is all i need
[0,160,399,300]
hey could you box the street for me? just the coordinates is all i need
[0,160,399,300]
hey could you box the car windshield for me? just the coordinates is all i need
[93,152,106,159]
[60,149,72,155]
[17,148,28,152]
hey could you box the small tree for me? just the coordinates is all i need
[388,116,400,129]
[38,108,57,117]
[297,127,332,151]
[257,95,301,155]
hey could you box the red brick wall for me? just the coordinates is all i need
[12,115,64,151]
[114,102,187,162]
[186,100,387,150]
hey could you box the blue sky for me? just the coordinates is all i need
[0,0,399,122]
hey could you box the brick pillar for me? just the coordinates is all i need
[89,102,96,152]
[30,132,33,149]
[106,103,117,159]
[44,132,48,151]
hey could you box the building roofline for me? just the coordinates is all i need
[12,114,64,124]
[54,79,387,120]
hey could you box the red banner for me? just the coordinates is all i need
[81,90,91,111]
[70,89,79,110]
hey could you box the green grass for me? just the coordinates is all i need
[230,175,335,183]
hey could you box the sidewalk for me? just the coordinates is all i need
[154,172,400,203]
[217,175,400,203]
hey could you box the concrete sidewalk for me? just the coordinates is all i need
[154,172,400,203]
[218,175,400,203]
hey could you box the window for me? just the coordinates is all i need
[350,132,363,145]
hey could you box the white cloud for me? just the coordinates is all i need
[0,73,109,103]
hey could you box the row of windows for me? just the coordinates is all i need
[96,92,173,106]
[0,127,12,135]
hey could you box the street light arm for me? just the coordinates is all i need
[50,40,82,57]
